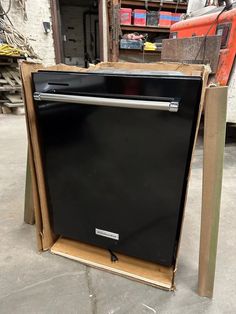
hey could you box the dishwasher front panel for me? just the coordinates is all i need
[32,71,202,266]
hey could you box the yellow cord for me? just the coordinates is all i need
[0,43,24,56]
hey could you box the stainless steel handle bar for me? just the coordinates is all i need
[33,92,179,112]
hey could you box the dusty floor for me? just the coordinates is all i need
[0,115,235,314]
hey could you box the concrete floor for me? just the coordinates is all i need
[0,115,235,314]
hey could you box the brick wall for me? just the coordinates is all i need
[1,0,56,65]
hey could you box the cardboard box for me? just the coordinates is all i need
[20,61,210,291]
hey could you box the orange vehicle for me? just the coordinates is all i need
[170,1,236,86]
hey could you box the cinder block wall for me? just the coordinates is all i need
[2,0,55,65]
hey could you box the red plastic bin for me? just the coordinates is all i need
[171,13,182,25]
[120,8,132,25]
[133,9,146,26]
[159,11,172,27]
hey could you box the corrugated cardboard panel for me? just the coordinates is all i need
[20,62,56,250]
[171,62,210,284]
[95,61,207,76]
[20,62,45,250]
[51,238,174,290]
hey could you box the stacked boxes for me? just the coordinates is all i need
[119,8,181,28]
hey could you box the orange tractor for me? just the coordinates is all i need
[170,0,236,86]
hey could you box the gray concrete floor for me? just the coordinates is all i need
[0,115,235,314]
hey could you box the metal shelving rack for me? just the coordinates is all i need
[109,0,188,62]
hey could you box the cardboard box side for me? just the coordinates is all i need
[20,62,56,250]
[41,63,89,72]
[51,238,174,290]
[24,115,43,250]
[95,61,207,76]
[20,62,44,250]
[28,148,43,250]
[172,64,210,284]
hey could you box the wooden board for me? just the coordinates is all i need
[0,86,21,91]
[119,50,161,63]
[161,36,222,73]
[109,0,120,62]
[3,94,22,103]
[7,69,22,85]
[1,71,16,86]
[1,106,11,114]
[121,0,187,11]
[3,102,24,108]
[198,86,227,298]
[121,25,170,33]
[51,237,174,290]
[24,150,35,225]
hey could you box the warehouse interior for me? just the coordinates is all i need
[0,0,236,313]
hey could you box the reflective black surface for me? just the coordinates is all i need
[33,71,202,266]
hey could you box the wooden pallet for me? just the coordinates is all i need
[0,55,24,66]
[0,65,23,114]
[0,66,21,88]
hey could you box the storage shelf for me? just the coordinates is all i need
[121,25,170,33]
[116,1,187,61]
[121,0,187,11]
[120,49,161,54]
[0,54,25,60]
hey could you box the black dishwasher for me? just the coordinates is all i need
[32,71,202,267]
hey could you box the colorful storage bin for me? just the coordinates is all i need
[120,8,132,25]
[133,9,147,26]
[146,11,159,27]
[158,11,172,27]
[171,13,182,25]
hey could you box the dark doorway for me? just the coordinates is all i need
[58,0,100,67]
